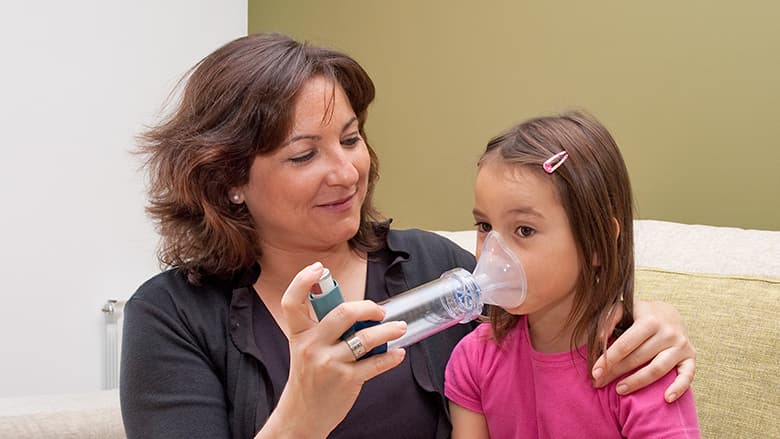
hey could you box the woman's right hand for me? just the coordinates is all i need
[255,262,408,439]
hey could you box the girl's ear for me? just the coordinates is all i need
[612,217,621,239]
[591,217,620,267]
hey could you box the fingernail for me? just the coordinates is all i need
[592,367,603,380]
[665,392,677,403]
[396,321,408,331]
[311,261,323,270]
[616,384,628,395]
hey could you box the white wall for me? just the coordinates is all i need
[0,1,246,398]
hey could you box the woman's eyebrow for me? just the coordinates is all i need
[342,116,358,132]
[285,133,319,145]
[284,117,359,145]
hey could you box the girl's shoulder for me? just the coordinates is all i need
[454,321,524,359]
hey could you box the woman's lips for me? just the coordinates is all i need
[317,194,355,212]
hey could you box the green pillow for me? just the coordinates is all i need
[635,268,780,438]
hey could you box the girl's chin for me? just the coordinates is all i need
[503,305,527,315]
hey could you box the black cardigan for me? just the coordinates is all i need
[120,228,477,439]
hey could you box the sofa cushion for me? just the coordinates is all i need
[635,268,780,438]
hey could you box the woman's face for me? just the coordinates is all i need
[473,161,581,321]
[236,76,371,253]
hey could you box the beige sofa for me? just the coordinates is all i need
[1,220,778,438]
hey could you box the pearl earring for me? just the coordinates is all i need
[230,193,242,203]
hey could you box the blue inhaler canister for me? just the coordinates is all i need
[308,268,386,359]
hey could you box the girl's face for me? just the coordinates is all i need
[236,76,370,253]
[473,160,582,322]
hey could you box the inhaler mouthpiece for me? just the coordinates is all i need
[472,231,527,308]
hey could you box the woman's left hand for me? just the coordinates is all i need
[591,300,696,403]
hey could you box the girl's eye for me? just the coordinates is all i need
[474,222,492,233]
[290,150,316,163]
[515,226,535,238]
[341,135,361,147]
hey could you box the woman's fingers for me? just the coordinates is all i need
[596,302,624,353]
[611,347,677,394]
[317,300,388,343]
[282,263,390,340]
[343,321,407,383]
[591,305,697,402]
[280,262,324,335]
[665,357,696,402]
[592,316,657,386]
[609,346,696,401]
[338,320,407,362]
[351,348,407,382]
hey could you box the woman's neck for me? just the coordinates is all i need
[256,240,365,300]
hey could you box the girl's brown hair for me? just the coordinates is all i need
[479,111,635,370]
[139,33,384,282]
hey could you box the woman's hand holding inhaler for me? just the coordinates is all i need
[256,262,407,439]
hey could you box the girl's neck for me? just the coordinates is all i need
[526,296,585,353]
[527,314,576,353]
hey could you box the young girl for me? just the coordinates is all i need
[445,112,700,438]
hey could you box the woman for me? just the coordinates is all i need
[120,33,695,439]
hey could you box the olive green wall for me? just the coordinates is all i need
[249,1,779,231]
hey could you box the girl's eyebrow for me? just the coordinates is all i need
[472,207,544,219]
[284,117,359,146]
[508,207,545,219]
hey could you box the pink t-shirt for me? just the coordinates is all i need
[445,319,700,438]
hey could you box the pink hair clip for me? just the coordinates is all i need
[543,151,568,174]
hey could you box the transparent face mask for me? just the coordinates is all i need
[471,230,527,308]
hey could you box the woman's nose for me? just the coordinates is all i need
[325,149,359,187]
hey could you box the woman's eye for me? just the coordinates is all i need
[474,222,492,233]
[341,136,361,147]
[515,226,535,238]
[290,151,316,163]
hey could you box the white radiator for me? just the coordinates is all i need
[101,299,125,390]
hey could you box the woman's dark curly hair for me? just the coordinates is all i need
[139,33,384,283]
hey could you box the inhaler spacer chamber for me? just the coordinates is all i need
[379,231,527,350]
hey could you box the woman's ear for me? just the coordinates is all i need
[228,188,244,204]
